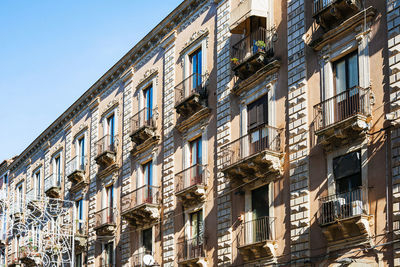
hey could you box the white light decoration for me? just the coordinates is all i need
[0,190,75,267]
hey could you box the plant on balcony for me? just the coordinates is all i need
[231,57,239,65]
[255,40,266,52]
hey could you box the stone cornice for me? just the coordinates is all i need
[8,0,210,172]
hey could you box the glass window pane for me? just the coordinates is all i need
[335,60,346,94]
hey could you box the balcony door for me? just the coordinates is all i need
[104,241,113,267]
[143,85,153,124]
[54,155,61,186]
[142,161,153,203]
[142,228,153,255]
[334,52,360,122]
[189,137,202,186]
[78,136,85,170]
[76,199,84,233]
[190,48,202,91]
[106,114,115,148]
[34,170,41,198]
[105,186,114,224]
[247,95,268,156]
[189,210,203,258]
[249,185,269,244]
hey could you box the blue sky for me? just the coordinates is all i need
[0,0,182,161]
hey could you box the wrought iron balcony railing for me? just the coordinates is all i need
[221,125,281,169]
[44,173,62,192]
[237,216,275,247]
[121,185,160,214]
[314,86,370,132]
[318,188,365,225]
[131,107,156,134]
[175,164,207,193]
[175,73,207,107]
[97,134,117,156]
[177,234,205,262]
[66,156,86,177]
[94,207,116,228]
[231,27,274,66]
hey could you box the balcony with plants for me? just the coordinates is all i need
[220,125,282,185]
[231,27,275,81]
[121,185,160,228]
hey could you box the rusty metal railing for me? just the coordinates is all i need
[121,185,160,214]
[237,216,275,247]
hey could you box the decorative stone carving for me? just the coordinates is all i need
[181,28,209,54]
[137,68,158,89]
[101,99,119,117]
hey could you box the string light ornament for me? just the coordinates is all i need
[0,190,76,267]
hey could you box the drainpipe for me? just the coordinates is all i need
[385,131,390,233]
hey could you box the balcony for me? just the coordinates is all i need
[95,135,117,169]
[121,185,160,228]
[175,73,208,119]
[314,86,370,149]
[132,251,154,267]
[44,173,62,198]
[231,27,274,81]
[313,0,363,30]
[177,235,205,266]
[94,207,116,236]
[130,108,158,146]
[237,216,276,261]
[66,156,87,185]
[230,0,268,34]
[318,188,372,249]
[175,164,207,207]
[75,221,88,252]
[221,125,282,185]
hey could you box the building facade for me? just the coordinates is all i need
[1,0,399,266]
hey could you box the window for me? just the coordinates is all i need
[190,48,202,88]
[106,114,115,146]
[34,170,41,198]
[143,85,153,122]
[104,186,114,224]
[189,137,202,184]
[333,151,361,194]
[75,253,82,267]
[247,95,268,131]
[76,199,84,233]
[190,210,203,239]
[16,184,23,210]
[54,155,61,185]
[143,161,153,186]
[333,52,360,122]
[334,52,359,94]
[251,185,269,220]
[78,137,85,169]
[247,95,269,154]
[142,228,153,254]
[104,242,114,266]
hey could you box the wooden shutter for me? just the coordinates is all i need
[248,95,268,131]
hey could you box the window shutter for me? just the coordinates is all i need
[248,95,268,130]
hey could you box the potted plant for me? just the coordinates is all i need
[231,57,239,65]
[255,40,266,52]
